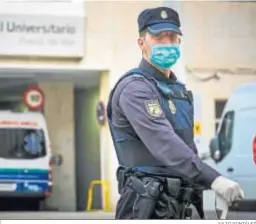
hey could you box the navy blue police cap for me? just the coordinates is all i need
[137,7,182,35]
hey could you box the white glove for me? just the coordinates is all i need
[211,176,244,206]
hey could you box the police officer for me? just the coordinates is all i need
[107,6,244,219]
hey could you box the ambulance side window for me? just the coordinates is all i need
[218,111,235,160]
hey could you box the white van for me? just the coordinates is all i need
[209,83,256,207]
[0,111,54,209]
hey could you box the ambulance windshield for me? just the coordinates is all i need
[0,128,47,159]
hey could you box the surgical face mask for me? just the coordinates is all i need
[150,44,180,69]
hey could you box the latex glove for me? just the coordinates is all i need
[211,176,244,206]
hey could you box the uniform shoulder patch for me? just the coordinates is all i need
[144,100,163,118]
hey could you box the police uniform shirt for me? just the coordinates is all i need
[111,59,220,188]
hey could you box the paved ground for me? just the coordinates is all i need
[0,211,255,220]
[205,211,256,220]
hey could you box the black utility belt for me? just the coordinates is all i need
[117,167,195,203]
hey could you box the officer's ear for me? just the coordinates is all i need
[138,29,147,50]
[177,35,182,44]
[137,37,144,50]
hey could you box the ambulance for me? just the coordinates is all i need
[0,111,54,210]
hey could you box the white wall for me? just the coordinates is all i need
[180,1,256,147]
[181,1,256,69]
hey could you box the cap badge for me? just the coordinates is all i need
[160,10,168,19]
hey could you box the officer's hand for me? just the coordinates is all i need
[211,176,244,206]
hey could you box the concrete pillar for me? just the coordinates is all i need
[39,82,76,211]
[98,71,114,210]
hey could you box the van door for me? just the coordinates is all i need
[214,111,236,181]
[231,108,256,199]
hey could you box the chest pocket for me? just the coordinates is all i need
[154,80,194,131]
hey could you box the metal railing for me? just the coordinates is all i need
[86,180,111,212]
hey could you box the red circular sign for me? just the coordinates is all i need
[23,86,45,110]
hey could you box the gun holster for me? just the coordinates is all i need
[129,176,163,219]
[116,167,163,219]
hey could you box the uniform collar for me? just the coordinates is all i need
[139,59,177,84]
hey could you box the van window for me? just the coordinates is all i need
[0,128,47,159]
[215,99,227,132]
[218,111,235,160]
